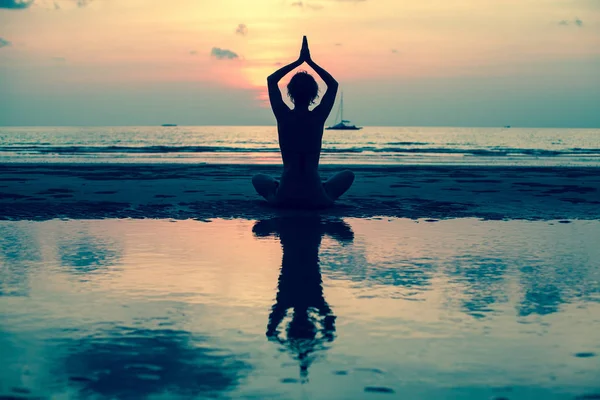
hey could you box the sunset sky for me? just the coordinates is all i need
[1,0,599,127]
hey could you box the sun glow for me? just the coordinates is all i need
[2,0,599,125]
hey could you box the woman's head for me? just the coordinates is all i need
[287,71,319,106]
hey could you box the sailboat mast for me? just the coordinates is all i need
[340,92,344,122]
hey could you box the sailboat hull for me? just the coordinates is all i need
[325,126,362,130]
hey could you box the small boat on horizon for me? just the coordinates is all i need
[326,92,362,130]
[161,124,178,127]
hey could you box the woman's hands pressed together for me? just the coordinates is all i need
[299,35,311,63]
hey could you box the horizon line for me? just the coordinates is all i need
[1,124,599,129]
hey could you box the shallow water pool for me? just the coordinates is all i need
[1,218,599,399]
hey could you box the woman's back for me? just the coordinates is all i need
[251,36,355,208]
[278,109,324,169]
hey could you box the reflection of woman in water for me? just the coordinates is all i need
[252,36,355,208]
[253,217,354,381]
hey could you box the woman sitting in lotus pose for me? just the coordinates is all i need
[252,36,354,208]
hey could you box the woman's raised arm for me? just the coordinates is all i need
[267,56,303,118]
[303,37,338,120]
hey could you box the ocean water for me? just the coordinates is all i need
[0,126,599,166]
[1,217,599,399]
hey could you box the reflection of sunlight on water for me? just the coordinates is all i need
[1,218,599,399]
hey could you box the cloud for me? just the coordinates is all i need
[52,56,66,62]
[0,38,11,48]
[558,17,584,27]
[210,47,239,60]
[235,23,248,36]
[37,0,93,9]
[0,0,93,9]
[0,0,33,9]
[291,1,324,10]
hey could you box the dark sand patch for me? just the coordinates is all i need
[544,186,597,195]
[0,193,29,200]
[69,376,94,383]
[513,182,556,187]
[389,184,419,188]
[37,188,73,195]
[455,179,502,184]
[574,352,596,358]
[561,198,591,204]
[364,387,395,394]
[2,164,600,221]
[10,388,31,394]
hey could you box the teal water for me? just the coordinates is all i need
[0,126,599,166]
[1,218,599,399]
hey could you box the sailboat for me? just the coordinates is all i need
[326,92,362,130]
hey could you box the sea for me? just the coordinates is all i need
[0,126,599,166]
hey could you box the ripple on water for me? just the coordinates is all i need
[332,370,348,376]
[354,367,385,374]
[364,386,395,394]
[10,388,31,394]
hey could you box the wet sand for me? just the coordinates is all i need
[1,163,599,220]
[1,217,600,399]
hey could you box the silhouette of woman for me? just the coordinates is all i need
[252,216,354,381]
[252,36,355,208]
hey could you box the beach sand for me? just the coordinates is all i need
[1,163,599,220]
[2,166,600,399]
